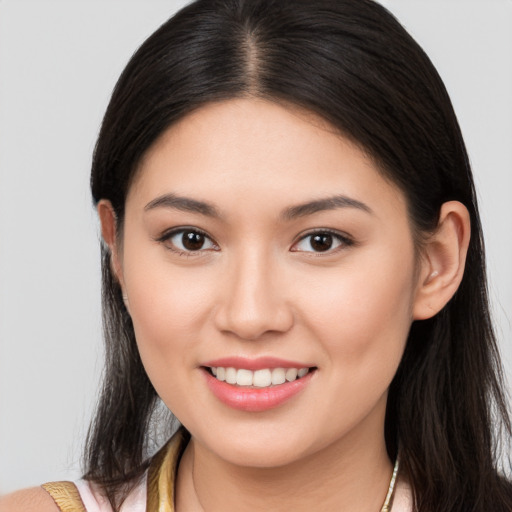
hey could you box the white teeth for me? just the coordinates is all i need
[236,369,253,386]
[225,367,237,384]
[298,368,309,378]
[253,369,272,387]
[271,368,286,385]
[285,368,298,381]
[209,366,311,387]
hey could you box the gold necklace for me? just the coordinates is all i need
[380,457,400,512]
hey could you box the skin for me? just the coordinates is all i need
[103,99,469,511]
[0,488,59,512]
[2,98,469,511]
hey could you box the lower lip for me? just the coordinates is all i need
[203,369,314,412]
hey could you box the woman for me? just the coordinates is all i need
[2,0,511,510]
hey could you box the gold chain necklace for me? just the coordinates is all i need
[380,457,400,512]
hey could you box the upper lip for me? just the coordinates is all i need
[201,356,314,371]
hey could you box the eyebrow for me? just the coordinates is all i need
[144,192,372,220]
[144,193,221,218]
[282,195,373,220]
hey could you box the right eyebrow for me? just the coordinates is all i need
[282,194,373,220]
[144,193,221,218]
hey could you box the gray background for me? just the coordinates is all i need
[1,0,511,493]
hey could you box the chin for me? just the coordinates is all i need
[217,438,309,469]
[188,418,330,469]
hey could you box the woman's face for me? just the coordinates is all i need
[116,99,424,467]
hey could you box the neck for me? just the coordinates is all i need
[175,410,393,511]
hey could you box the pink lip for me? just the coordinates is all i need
[203,367,315,412]
[202,356,311,371]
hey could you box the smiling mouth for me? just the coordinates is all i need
[204,366,316,388]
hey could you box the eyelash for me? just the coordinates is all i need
[156,227,219,256]
[155,227,354,256]
[291,229,354,254]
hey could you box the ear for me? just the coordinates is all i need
[413,201,471,320]
[97,200,125,290]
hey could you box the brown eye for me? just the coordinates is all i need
[292,231,352,253]
[310,234,334,252]
[182,231,206,250]
[162,228,217,253]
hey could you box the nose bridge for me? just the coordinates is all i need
[215,245,292,340]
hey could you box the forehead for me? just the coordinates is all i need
[128,98,407,220]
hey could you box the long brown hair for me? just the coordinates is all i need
[85,1,512,510]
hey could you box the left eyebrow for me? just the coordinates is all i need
[282,195,373,220]
[144,193,221,218]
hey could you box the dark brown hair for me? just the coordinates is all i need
[85,1,512,510]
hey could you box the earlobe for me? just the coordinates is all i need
[413,201,471,320]
[97,200,125,288]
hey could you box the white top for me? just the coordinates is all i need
[393,478,414,511]
[75,477,147,512]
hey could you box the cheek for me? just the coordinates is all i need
[290,251,416,438]
[298,249,416,375]
[120,244,217,384]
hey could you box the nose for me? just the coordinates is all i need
[213,251,294,340]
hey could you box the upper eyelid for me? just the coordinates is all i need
[291,229,354,252]
[156,226,214,242]
[156,228,219,257]
[154,226,353,249]
[294,228,353,242]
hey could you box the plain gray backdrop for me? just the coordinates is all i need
[1,0,511,493]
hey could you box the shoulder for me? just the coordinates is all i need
[0,486,60,512]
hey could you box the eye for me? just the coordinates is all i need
[291,231,352,253]
[158,228,217,253]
